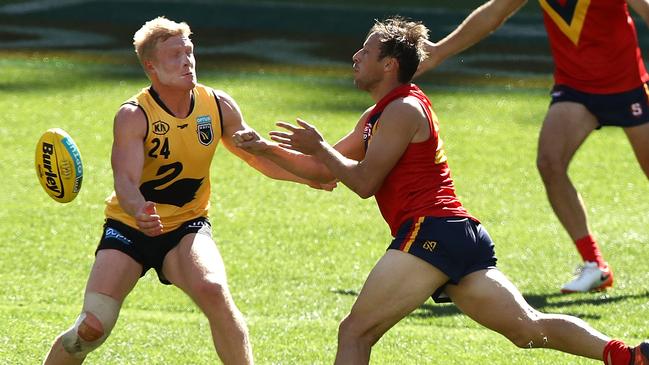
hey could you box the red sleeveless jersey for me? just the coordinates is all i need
[539,0,649,93]
[364,84,474,237]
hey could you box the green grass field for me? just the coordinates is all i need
[2,44,649,364]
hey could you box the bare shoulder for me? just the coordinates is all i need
[379,96,429,141]
[115,103,146,123]
[113,102,147,138]
[211,88,241,115]
[382,96,427,126]
[208,88,247,138]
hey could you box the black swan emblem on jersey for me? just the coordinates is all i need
[139,162,203,207]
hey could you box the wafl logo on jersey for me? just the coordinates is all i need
[196,115,213,146]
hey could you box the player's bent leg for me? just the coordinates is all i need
[60,292,121,358]
[163,233,253,365]
[623,122,649,179]
[335,249,449,365]
[536,102,598,241]
[537,102,612,292]
[447,269,609,359]
[43,293,123,365]
[43,249,142,365]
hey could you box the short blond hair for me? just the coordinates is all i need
[133,16,192,65]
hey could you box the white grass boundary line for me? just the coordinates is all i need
[199,39,345,66]
[441,53,554,76]
[0,0,550,76]
[0,26,552,77]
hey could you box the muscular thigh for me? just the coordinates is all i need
[85,249,142,302]
[624,122,649,177]
[162,232,227,293]
[538,102,598,165]
[446,269,537,333]
[347,250,449,332]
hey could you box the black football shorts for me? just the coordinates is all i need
[388,216,497,303]
[96,217,212,284]
[550,82,649,128]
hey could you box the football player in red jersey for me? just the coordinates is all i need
[235,17,649,365]
[417,0,649,294]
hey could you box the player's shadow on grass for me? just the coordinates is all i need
[331,288,649,320]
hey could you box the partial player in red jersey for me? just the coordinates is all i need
[235,17,649,365]
[417,0,649,293]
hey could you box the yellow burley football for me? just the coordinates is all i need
[35,128,83,203]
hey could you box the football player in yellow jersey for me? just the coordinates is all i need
[43,17,330,365]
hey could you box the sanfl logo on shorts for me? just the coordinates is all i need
[631,102,643,117]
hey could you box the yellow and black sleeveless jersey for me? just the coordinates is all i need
[105,84,223,231]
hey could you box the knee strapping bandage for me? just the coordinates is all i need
[61,292,121,358]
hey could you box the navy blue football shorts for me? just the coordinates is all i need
[96,217,212,284]
[550,82,649,128]
[388,216,497,303]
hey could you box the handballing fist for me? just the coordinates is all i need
[135,201,163,237]
[233,129,272,155]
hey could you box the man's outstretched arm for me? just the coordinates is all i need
[234,108,371,185]
[417,0,527,76]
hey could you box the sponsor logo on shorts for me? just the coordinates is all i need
[423,240,437,252]
[105,228,132,245]
[187,221,207,229]
[551,91,563,98]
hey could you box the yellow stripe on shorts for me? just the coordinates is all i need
[402,216,425,253]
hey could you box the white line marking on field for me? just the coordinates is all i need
[199,39,345,66]
[0,0,549,77]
